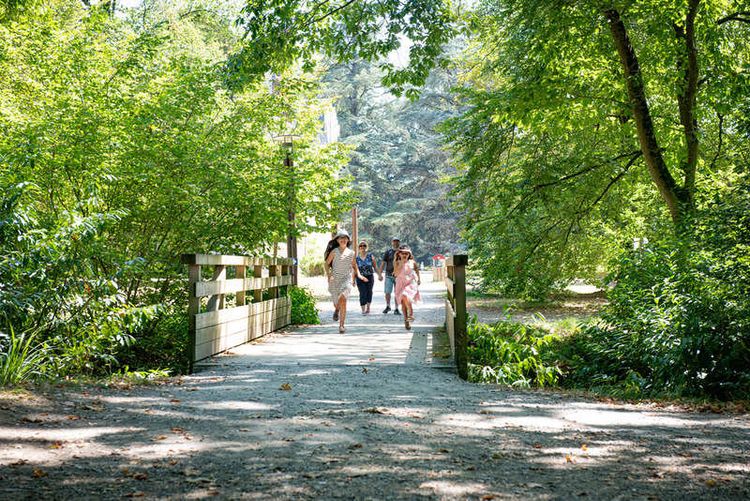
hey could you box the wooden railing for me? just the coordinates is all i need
[432,266,447,282]
[181,254,294,372]
[445,254,468,379]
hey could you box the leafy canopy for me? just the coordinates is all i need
[229,0,456,97]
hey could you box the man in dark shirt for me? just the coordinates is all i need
[379,237,401,315]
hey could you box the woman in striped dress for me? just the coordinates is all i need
[325,230,367,333]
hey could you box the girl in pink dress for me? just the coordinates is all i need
[393,244,421,330]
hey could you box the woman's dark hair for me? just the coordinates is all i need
[324,238,338,260]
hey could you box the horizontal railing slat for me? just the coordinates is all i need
[194,275,293,298]
[445,276,454,299]
[182,253,294,267]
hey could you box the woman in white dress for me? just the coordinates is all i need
[325,230,367,333]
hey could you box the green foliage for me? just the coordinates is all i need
[556,182,750,399]
[289,286,320,325]
[230,0,455,96]
[116,309,189,374]
[0,0,352,379]
[467,317,562,388]
[0,328,45,385]
[446,0,750,297]
[299,254,325,277]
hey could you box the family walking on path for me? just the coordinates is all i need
[325,232,420,333]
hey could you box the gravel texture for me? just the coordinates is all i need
[1,281,748,500]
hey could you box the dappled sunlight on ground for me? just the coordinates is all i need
[1,280,748,499]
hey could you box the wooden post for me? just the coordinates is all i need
[269,262,279,299]
[187,263,201,374]
[236,265,246,306]
[281,263,290,296]
[253,263,263,303]
[452,254,468,380]
[206,265,226,311]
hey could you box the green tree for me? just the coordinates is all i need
[446,0,750,296]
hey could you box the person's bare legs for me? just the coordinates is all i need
[401,297,411,329]
[384,292,392,312]
[338,294,347,333]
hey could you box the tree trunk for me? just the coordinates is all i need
[605,9,689,225]
[674,0,700,207]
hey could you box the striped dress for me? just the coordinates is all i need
[329,247,354,302]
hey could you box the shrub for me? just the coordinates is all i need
[467,316,562,388]
[0,328,46,385]
[558,183,750,399]
[300,254,325,277]
[289,286,320,325]
[115,308,189,375]
[0,184,160,379]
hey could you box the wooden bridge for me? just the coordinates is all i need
[181,253,468,375]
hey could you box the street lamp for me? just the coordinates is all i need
[275,132,301,286]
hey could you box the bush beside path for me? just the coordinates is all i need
[1,282,748,500]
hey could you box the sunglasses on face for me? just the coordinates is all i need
[359,245,367,248]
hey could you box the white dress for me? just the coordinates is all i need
[329,247,354,302]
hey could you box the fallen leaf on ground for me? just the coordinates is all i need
[349,443,363,449]
[565,454,574,463]
[170,427,185,433]
[705,479,718,487]
[581,444,588,451]
[169,399,181,404]
[153,435,168,441]
[363,407,386,414]
[66,415,81,421]
[49,441,64,449]
[362,368,368,374]
[279,383,292,391]
[33,468,47,478]
[533,443,543,449]
[125,492,145,498]
[133,473,148,481]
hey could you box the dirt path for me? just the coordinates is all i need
[1,281,748,500]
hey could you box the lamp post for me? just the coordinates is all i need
[277,133,300,286]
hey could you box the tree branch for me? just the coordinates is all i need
[717,11,750,24]
[674,0,700,206]
[531,150,641,191]
[605,8,685,224]
[303,0,358,29]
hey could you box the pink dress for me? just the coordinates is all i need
[395,260,421,304]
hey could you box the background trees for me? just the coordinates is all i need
[323,54,463,260]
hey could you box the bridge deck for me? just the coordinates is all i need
[200,280,450,368]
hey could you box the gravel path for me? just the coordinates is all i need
[1,281,748,500]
